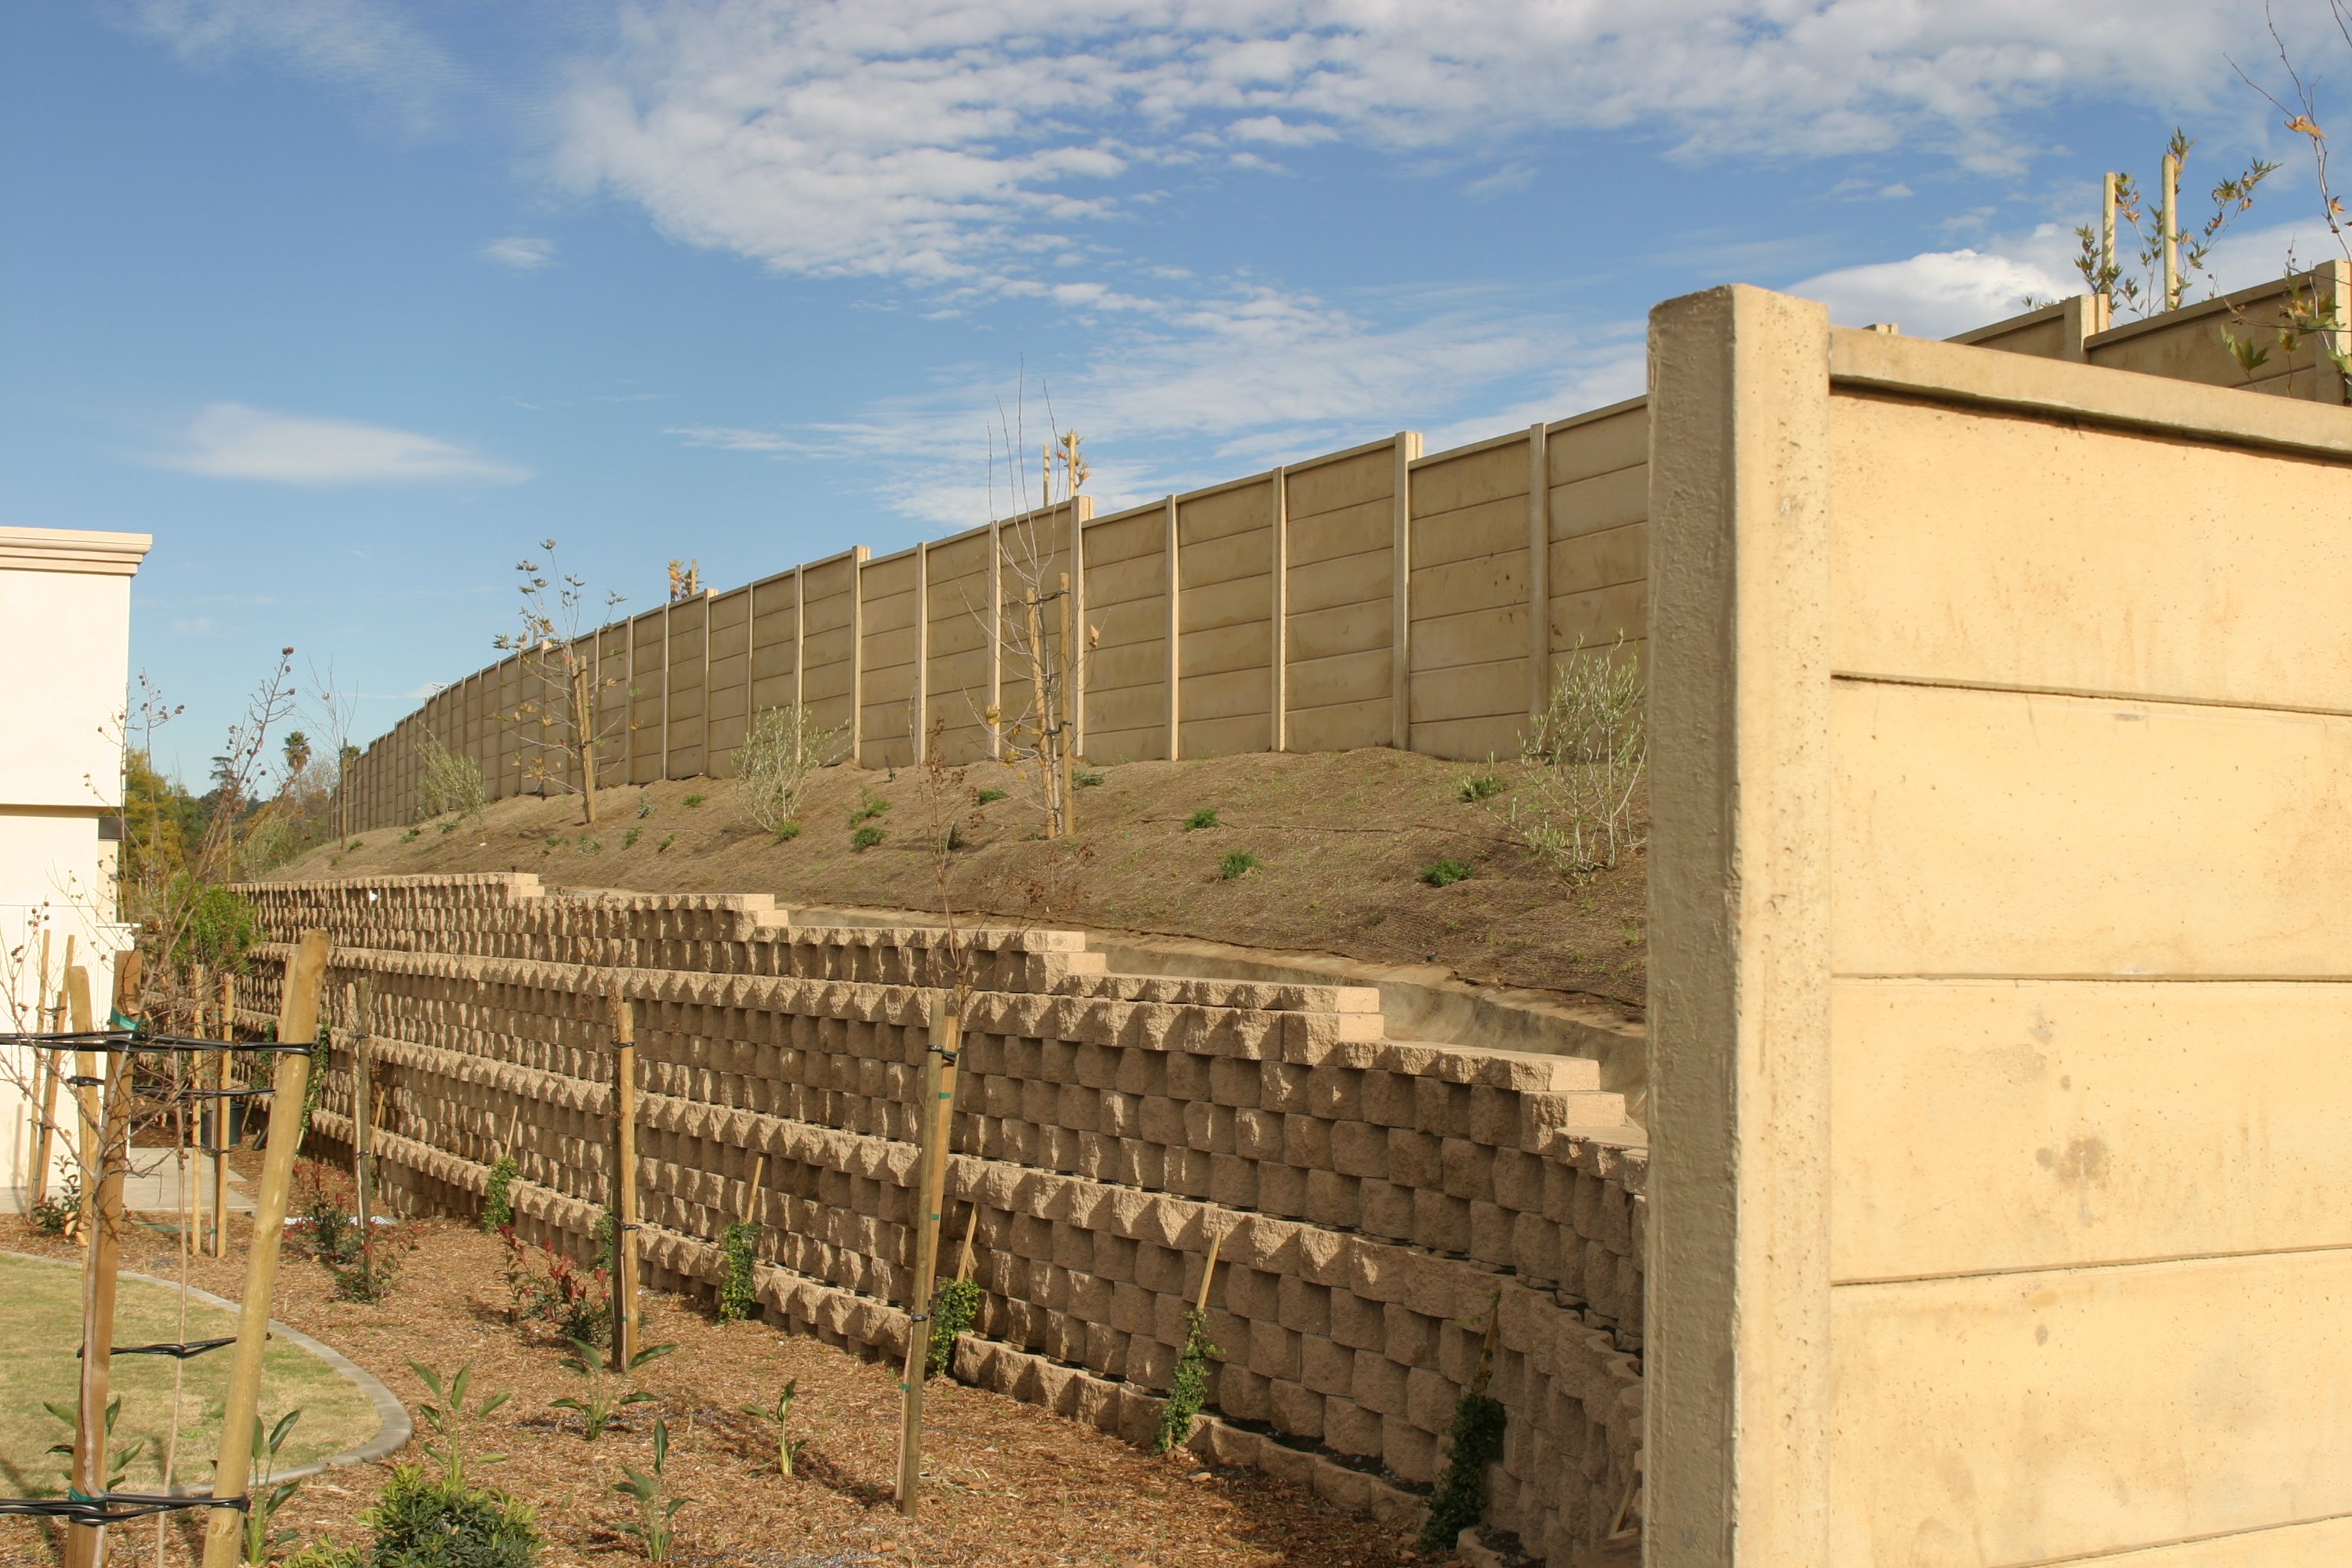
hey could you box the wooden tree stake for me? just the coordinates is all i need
[954,1204,980,1283]
[211,972,232,1258]
[347,983,375,1290]
[740,1152,768,1230]
[64,1040,133,1568]
[610,995,640,1372]
[1195,1220,1228,1316]
[200,929,332,1568]
[1057,571,1075,835]
[895,1004,961,1515]
[67,962,97,1236]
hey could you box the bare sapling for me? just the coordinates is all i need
[2224,13,2352,380]
[2071,129,2278,318]
[733,703,847,838]
[495,538,627,826]
[1504,633,1647,878]
[979,397,1093,841]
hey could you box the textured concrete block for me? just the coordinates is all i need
[1269,1378,1325,1438]
[1301,1334,1354,1396]
[1324,1398,1383,1458]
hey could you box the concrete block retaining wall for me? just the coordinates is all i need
[234,873,1643,1563]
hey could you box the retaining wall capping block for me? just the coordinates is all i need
[239,871,1642,1567]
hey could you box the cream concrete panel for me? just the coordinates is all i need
[710,585,749,632]
[1086,682,1165,729]
[1179,573,1272,635]
[1547,580,1647,651]
[1549,522,1648,599]
[1178,666,1272,722]
[1080,511,1164,567]
[1178,621,1272,680]
[1178,479,1275,544]
[1831,978,2352,1282]
[1286,549,1390,616]
[748,674,798,712]
[1085,554,1168,610]
[801,657,852,704]
[1411,439,1529,515]
[1084,722,1168,763]
[1412,713,1524,763]
[1286,498,1391,566]
[861,626,916,672]
[1285,451,1391,518]
[1287,648,1390,710]
[1086,639,1168,691]
[1410,657,1524,723]
[1549,464,1646,543]
[1178,532,1271,591]
[1828,1252,2352,1567]
[750,642,799,682]
[1180,711,1274,759]
[861,588,916,636]
[802,620,856,662]
[1546,405,1646,483]
[1413,496,1527,570]
[1830,681,2352,978]
[926,603,987,658]
[1286,697,1391,753]
[1413,603,1530,672]
[1413,553,1529,619]
[2059,1516,2352,1565]
[1288,599,1390,662]
[1090,597,1166,655]
[1828,397,2352,710]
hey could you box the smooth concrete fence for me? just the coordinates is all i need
[334,264,2347,835]
[1645,284,2352,1565]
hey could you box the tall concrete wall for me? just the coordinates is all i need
[1646,285,2352,1566]
[233,874,1648,1565]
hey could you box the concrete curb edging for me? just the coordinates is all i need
[5,1253,413,1488]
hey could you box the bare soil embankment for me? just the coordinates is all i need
[279,748,1646,1014]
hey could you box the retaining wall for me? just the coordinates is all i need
[234,874,1646,1564]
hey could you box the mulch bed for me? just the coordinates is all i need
[0,1210,1435,1568]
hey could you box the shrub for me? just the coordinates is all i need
[480,1155,518,1233]
[502,1232,611,1348]
[847,787,891,826]
[400,828,420,844]
[683,794,704,808]
[171,879,265,972]
[1218,850,1257,880]
[929,1276,982,1378]
[419,733,487,825]
[656,835,676,853]
[622,827,642,849]
[1152,1309,1220,1454]
[281,1543,362,1568]
[1507,633,1646,877]
[1455,756,1505,802]
[851,825,886,851]
[578,838,601,854]
[717,1221,760,1322]
[1075,768,1105,787]
[364,1462,541,1568]
[636,795,655,818]
[735,704,844,835]
[1421,857,1475,887]
[1184,808,1217,831]
[772,820,802,842]
[975,787,1008,805]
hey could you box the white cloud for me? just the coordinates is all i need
[1463,164,1537,201]
[148,403,534,486]
[1787,237,2076,338]
[111,0,459,129]
[550,0,2252,288]
[668,424,811,452]
[170,617,215,635]
[482,236,558,270]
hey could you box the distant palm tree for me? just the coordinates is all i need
[283,730,312,779]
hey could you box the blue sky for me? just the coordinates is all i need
[2,0,2342,782]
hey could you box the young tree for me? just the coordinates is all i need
[982,405,1092,841]
[2226,8,2352,379]
[2072,129,2279,318]
[494,540,627,827]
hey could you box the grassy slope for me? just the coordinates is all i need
[279,748,1647,1013]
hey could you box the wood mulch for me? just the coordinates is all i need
[0,1212,1436,1568]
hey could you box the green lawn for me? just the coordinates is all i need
[0,1254,381,1499]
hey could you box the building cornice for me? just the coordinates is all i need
[0,527,154,577]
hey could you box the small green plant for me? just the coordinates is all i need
[622,826,642,849]
[1420,1292,1508,1551]
[243,1410,308,1564]
[940,824,966,852]
[1422,857,1475,888]
[363,1463,541,1568]
[29,1171,78,1235]
[717,1221,760,1322]
[1456,756,1505,802]
[408,1360,511,1485]
[439,820,459,835]
[1075,768,1105,787]
[975,787,1008,805]
[656,834,676,853]
[1152,1309,1221,1454]
[773,819,803,842]
[1184,808,1218,831]
[400,827,420,844]
[613,1418,688,1561]
[579,837,603,854]
[348,838,364,851]
[551,1338,675,1441]
[481,1155,518,1232]
[543,832,564,848]
[851,825,886,851]
[44,1394,146,1492]
[847,786,891,825]
[281,1542,364,1568]
[929,1276,983,1378]
[1218,849,1258,880]
[683,794,704,808]
[739,1381,805,1478]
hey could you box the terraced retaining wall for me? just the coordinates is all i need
[233,873,1645,1564]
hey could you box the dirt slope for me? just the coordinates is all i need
[277,747,1646,1014]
